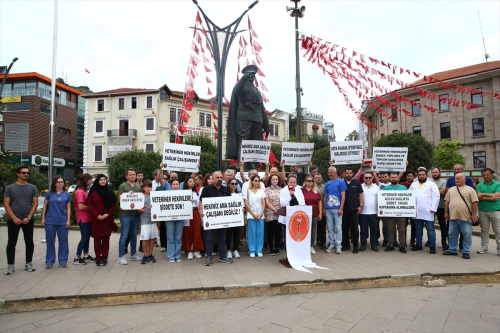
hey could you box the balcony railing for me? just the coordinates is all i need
[107,129,137,137]
[1,89,77,109]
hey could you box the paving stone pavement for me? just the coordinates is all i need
[0,226,499,301]
[0,283,499,332]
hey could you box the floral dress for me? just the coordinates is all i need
[264,187,281,222]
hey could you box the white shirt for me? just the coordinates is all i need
[245,188,266,219]
[361,183,380,215]
[278,185,306,224]
[152,180,161,191]
[241,180,265,199]
[191,191,200,209]
[409,180,440,221]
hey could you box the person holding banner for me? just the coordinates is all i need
[262,161,287,187]
[138,181,157,264]
[227,178,244,259]
[324,166,346,254]
[265,174,282,256]
[279,175,306,248]
[181,178,203,261]
[383,173,409,253]
[302,175,322,255]
[245,175,267,258]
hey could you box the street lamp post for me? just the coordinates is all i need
[286,1,305,141]
[0,57,19,97]
[11,131,24,163]
[192,0,259,171]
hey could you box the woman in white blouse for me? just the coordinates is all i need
[244,175,267,257]
[279,175,306,247]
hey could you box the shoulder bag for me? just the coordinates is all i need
[456,186,480,226]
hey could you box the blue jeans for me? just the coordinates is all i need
[206,228,227,259]
[45,224,69,265]
[166,220,183,259]
[119,215,140,257]
[247,218,264,254]
[414,219,436,247]
[449,220,472,254]
[360,214,379,246]
[76,221,91,256]
[325,209,342,248]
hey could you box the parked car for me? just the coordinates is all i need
[68,185,77,193]
[0,196,44,218]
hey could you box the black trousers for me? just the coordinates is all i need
[436,208,448,245]
[342,211,359,250]
[159,221,167,248]
[226,227,240,251]
[317,218,326,244]
[267,220,281,250]
[410,218,416,243]
[7,219,35,265]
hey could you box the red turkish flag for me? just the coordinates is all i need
[261,92,269,103]
[206,76,212,84]
[177,123,187,135]
[180,109,190,123]
[214,123,218,132]
[254,78,259,87]
[186,89,195,100]
[175,135,182,144]
[257,68,266,77]
[201,26,207,36]
[259,80,268,91]
[85,68,90,74]
[252,40,263,52]
[202,54,210,64]
[212,111,218,120]
[196,12,202,25]
[207,87,212,96]
[182,98,193,111]
[210,100,215,110]
[230,159,238,165]
[255,53,263,65]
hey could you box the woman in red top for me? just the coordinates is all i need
[302,175,322,255]
[73,173,94,265]
[87,175,117,266]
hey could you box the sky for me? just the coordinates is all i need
[1,0,499,142]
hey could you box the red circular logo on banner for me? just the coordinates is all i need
[130,203,135,209]
[288,210,310,242]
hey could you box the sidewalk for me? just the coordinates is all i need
[1,226,499,304]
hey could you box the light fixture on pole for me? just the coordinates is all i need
[0,57,19,98]
[11,131,24,163]
[286,0,305,141]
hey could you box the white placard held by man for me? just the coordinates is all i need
[372,147,408,172]
[202,195,244,230]
[240,140,271,163]
[162,143,201,172]
[329,140,363,165]
[150,190,193,221]
[120,193,145,210]
[281,142,315,165]
[377,191,416,217]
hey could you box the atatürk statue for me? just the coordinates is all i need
[225,65,269,166]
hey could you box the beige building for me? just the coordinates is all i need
[289,108,325,139]
[362,61,500,173]
[82,86,286,176]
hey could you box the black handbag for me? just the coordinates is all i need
[456,186,480,226]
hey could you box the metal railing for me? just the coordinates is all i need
[1,89,77,109]
[107,129,137,137]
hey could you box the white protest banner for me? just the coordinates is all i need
[240,140,271,163]
[377,191,416,217]
[286,205,327,273]
[150,190,193,221]
[329,140,363,165]
[281,142,315,165]
[163,143,200,172]
[120,193,144,210]
[372,147,408,172]
[202,195,244,230]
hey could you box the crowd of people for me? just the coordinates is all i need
[4,159,500,274]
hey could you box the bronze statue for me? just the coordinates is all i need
[225,65,270,168]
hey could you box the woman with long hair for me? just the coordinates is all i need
[41,176,72,269]
[245,174,267,257]
[73,173,95,265]
[264,174,282,256]
[87,175,117,266]
[226,177,244,259]
[302,175,322,255]
[164,179,184,262]
[198,173,212,253]
[181,177,204,260]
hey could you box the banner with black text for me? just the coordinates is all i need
[329,140,363,165]
[281,142,315,165]
[202,195,244,230]
[240,140,271,163]
[150,190,193,221]
[377,191,416,217]
[372,147,408,172]
[163,143,200,172]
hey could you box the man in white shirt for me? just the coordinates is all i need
[359,172,380,252]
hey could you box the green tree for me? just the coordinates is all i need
[375,132,434,173]
[311,146,330,178]
[433,140,466,171]
[0,164,48,202]
[182,135,217,177]
[307,133,330,150]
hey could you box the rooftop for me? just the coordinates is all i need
[412,60,500,85]
[0,72,84,95]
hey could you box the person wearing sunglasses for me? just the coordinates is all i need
[359,172,381,252]
[226,178,244,259]
[4,166,39,275]
[302,175,322,255]
[41,177,72,269]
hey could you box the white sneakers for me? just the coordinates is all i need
[233,250,241,259]
[160,247,167,252]
[311,247,316,255]
[326,246,334,253]
[188,252,194,260]
[117,256,128,265]
[193,251,202,259]
[336,248,342,254]
[257,253,263,258]
[250,253,256,258]
[130,254,141,261]
[477,246,488,254]
[227,251,233,259]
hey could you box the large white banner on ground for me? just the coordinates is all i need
[377,191,416,217]
[240,140,271,163]
[202,195,244,230]
[150,190,193,221]
[120,193,144,210]
[286,205,327,273]
[329,140,363,165]
[372,147,408,172]
[162,143,200,172]
[281,143,315,165]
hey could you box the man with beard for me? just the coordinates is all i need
[383,173,408,253]
[199,171,233,266]
[360,172,380,252]
[431,167,448,250]
[409,167,440,254]
[341,167,364,253]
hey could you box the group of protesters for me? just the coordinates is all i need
[4,158,500,274]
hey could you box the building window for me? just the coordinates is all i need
[440,122,451,139]
[413,126,421,135]
[59,127,65,134]
[58,145,66,152]
[146,96,153,109]
[95,120,103,134]
[206,113,211,127]
[131,97,137,109]
[94,145,103,162]
[146,118,154,131]
[199,113,205,127]
[412,100,420,115]
[380,114,384,125]
[177,109,181,122]
[66,129,70,135]
[274,125,279,136]
[0,123,3,132]
[391,106,398,120]
[119,98,125,110]
[392,130,399,134]
[5,102,30,112]
[225,117,228,130]
[170,108,176,122]
[269,124,274,136]
[145,143,154,151]
[473,151,486,168]
[472,118,484,136]
[66,146,70,152]
[439,94,450,111]
[381,134,385,138]
[471,88,483,105]
[97,99,105,111]
[40,102,56,116]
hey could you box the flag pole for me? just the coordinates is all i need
[48,0,58,187]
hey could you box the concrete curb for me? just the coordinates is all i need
[1,271,499,314]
